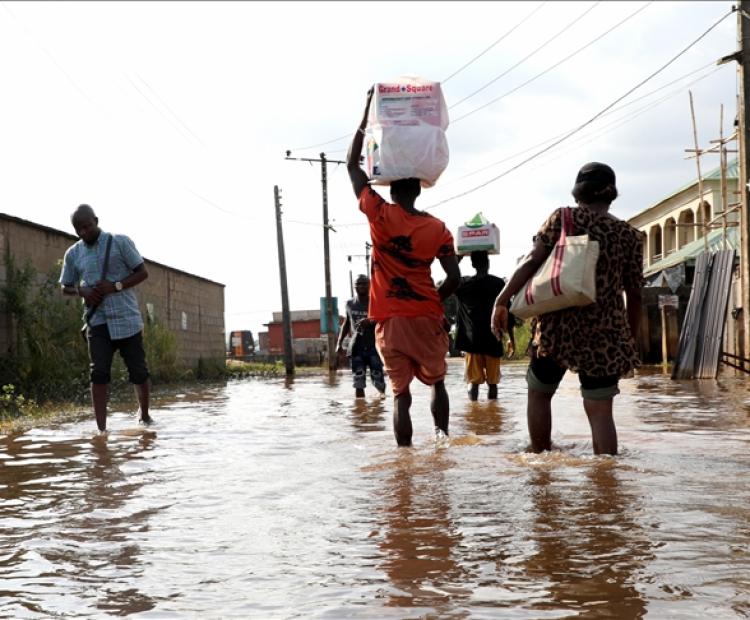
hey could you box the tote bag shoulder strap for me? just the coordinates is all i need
[560,207,574,243]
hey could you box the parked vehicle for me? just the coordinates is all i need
[229,330,255,358]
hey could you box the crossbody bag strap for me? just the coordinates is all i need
[84,234,114,323]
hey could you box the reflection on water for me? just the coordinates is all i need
[0,363,748,618]
[464,400,504,436]
[521,464,651,619]
[0,429,160,617]
[350,398,387,434]
[378,451,470,617]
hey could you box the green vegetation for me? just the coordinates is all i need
[226,359,286,378]
[143,319,180,382]
[0,254,90,404]
[509,320,532,362]
[0,253,231,426]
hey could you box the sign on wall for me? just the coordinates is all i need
[658,294,679,309]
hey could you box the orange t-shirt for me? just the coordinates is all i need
[359,186,455,321]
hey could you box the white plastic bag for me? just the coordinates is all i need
[365,77,449,188]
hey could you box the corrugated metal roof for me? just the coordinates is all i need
[644,225,739,277]
[703,157,739,181]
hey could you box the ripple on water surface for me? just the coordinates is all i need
[0,364,749,618]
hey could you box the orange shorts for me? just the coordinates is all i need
[375,316,449,396]
[464,353,502,385]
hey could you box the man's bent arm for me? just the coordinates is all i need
[437,255,461,301]
[347,87,374,198]
[93,263,149,296]
[336,314,351,351]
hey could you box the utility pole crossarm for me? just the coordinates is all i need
[284,150,341,372]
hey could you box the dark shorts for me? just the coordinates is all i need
[351,348,385,391]
[87,324,150,385]
[527,353,619,401]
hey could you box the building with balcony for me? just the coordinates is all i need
[628,159,738,276]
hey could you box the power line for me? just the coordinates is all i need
[525,66,725,171]
[442,2,547,83]
[424,7,735,211]
[448,2,600,110]
[335,66,722,229]
[441,59,717,187]
[289,1,561,153]
[1,1,94,105]
[452,1,652,123]
[136,74,206,147]
[289,132,351,152]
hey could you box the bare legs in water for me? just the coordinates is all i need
[527,389,617,455]
[393,380,449,447]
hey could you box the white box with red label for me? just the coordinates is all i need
[365,76,449,188]
[456,221,500,255]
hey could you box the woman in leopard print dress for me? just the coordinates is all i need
[491,163,644,455]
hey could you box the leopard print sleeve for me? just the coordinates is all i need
[535,207,563,249]
[623,226,645,290]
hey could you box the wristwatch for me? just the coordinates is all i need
[115,281,123,292]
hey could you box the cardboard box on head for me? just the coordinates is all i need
[457,213,500,255]
[365,77,449,188]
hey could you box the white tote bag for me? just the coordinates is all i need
[510,208,599,320]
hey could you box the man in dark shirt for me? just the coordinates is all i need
[336,274,386,398]
[454,251,515,401]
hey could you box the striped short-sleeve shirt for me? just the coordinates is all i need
[59,231,145,340]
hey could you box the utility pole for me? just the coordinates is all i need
[274,185,295,376]
[285,150,346,372]
[716,2,750,361]
[738,0,750,360]
[347,256,354,297]
[347,242,373,285]
[319,152,338,372]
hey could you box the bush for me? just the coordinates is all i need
[0,383,37,420]
[143,319,180,382]
[225,359,284,378]
[0,255,90,402]
[509,320,532,361]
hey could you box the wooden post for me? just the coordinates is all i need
[719,104,729,249]
[274,185,295,376]
[688,91,709,251]
[320,153,338,373]
[738,0,750,362]
[661,304,669,373]
[284,151,346,373]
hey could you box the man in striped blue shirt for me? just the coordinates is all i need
[60,204,153,432]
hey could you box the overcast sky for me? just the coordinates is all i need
[0,1,738,338]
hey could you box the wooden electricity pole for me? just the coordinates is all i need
[274,185,295,376]
[727,0,750,361]
[740,0,750,360]
[284,151,346,372]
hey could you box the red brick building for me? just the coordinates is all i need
[264,309,343,355]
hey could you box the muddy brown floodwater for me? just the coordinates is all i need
[0,360,749,618]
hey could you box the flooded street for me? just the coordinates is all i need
[1,360,749,619]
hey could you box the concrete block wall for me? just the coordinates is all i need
[0,214,225,369]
